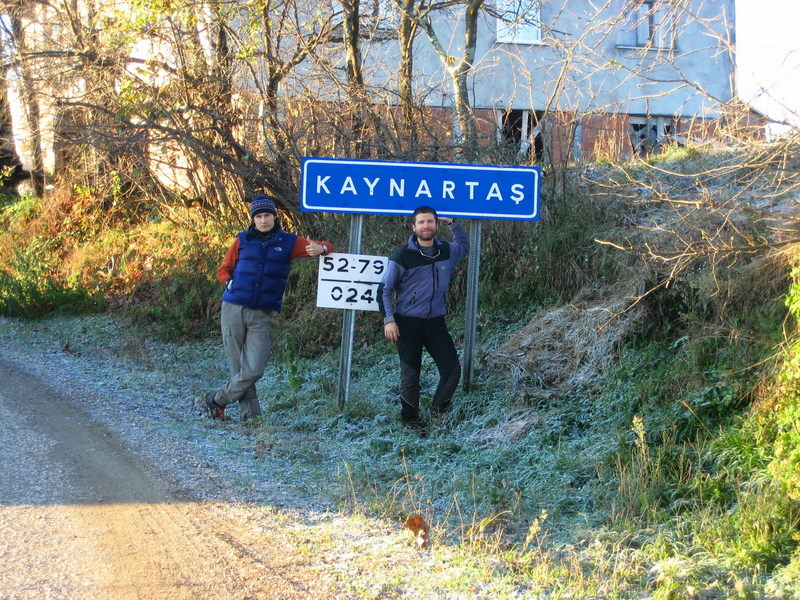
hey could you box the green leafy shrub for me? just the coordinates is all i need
[0,234,106,317]
[764,266,800,502]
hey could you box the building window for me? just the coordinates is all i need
[495,0,542,45]
[617,0,675,50]
[499,109,544,162]
[629,116,675,155]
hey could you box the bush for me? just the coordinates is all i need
[0,233,106,317]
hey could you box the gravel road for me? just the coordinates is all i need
[0,356,356,599]
[0,314,382,600]
[0,316,503,600]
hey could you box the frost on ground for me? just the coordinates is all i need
[0,315,533,600]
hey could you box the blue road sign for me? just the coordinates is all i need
[301,157,540,220]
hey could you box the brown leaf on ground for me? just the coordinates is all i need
[404,514,430,549]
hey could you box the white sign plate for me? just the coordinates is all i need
[316,253,389,311]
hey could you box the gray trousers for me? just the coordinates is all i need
[216,301,272,420]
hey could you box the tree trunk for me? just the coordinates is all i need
[8,8,45,196]
[452,0,481,157]
[418,0,484,159]
[398,0,419,154]
[342,0,370,158]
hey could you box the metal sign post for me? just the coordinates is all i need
[337,214,364,410]
[462,220,482,392]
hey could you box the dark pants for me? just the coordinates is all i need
[395,315,461,422]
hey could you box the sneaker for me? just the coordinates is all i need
[204,392,226,420]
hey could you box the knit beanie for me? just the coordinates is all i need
[249,195,277,217]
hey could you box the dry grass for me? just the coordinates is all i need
[486,283,647,391]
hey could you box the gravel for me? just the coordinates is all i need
[0,314,529,599]
[0,314,333,508]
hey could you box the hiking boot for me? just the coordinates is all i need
[241,416,263,428]
[406,421,427,438]
[204,392,226,420]
[401,415,427,438]
[431,397,451,418]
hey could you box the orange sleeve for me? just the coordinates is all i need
[216,238,240,285]
[290,237,335,259]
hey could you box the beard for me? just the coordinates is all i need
[414,228,437,241]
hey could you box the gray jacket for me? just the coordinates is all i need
[378,223,469,322]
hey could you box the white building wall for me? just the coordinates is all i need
[348,0,736,119]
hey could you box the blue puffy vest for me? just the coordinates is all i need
[222,228,298,312]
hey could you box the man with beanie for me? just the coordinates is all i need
[204,195,334,422]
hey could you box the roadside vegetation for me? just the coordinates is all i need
[2,138,800,598]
